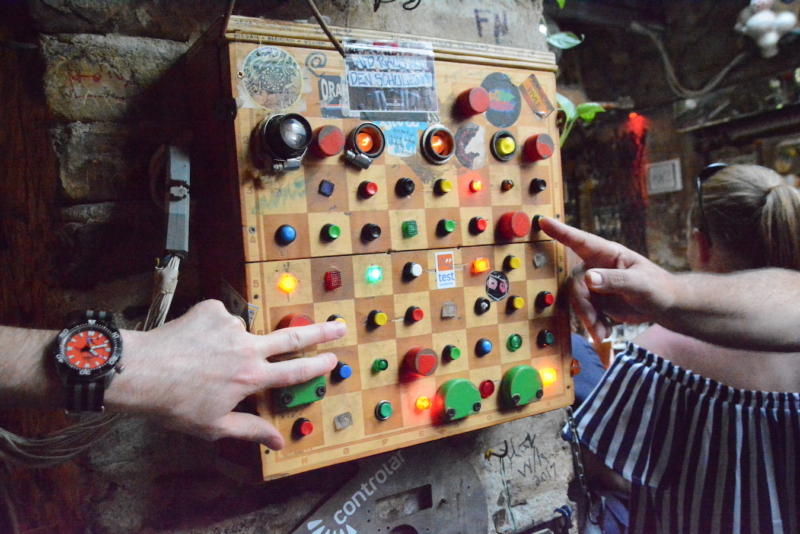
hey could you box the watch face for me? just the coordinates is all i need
[56,323,121,378]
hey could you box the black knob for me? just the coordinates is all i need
[475,297,491,315]
[530,178,547,194]
[361,223,382,241]
[395,177,416,197]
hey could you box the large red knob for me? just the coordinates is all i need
[404,346,439,377]
[278,313,313,329]
[523,133,555,162]
[457,87,490,116]
[497,211,531,239]
[310,125,345,158]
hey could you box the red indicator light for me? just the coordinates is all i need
[324,270,342,291]
[469,179,483,192]
[479,380,495,398]
[357,132,374,151]
[431,134,452,155]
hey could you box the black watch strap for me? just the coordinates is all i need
[65,380,107,413]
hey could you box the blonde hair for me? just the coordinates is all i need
[696,164,800,270]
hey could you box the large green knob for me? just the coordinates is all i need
[500,365,543,407]
[437,379,482,422]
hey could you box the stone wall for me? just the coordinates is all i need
[0,1,575,533]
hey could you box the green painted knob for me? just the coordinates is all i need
[507,333,523,352]
[437,379,481,421]
[439,219,456,234]
[321,223,341,241]
[372,358,389,372]
[443,344,461,361]
[375,400,393,421]
[500,365,543,407]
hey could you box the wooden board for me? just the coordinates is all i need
[191,18,572,481]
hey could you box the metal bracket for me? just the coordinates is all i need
[165,145,190,258]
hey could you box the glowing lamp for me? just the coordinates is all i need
[471,257,490,274]
[357,132,374,152]
[278,273,298,293]
[415,396,432,411]
[366,266,383,284]
[469,179,483,192]
[541,368,557,386]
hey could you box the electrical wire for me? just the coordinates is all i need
[304,0,347,58]
[630,21,749,99]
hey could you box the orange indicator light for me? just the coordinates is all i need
[471,257,491,274]
[541,368,557,386]
[357,132,374,152]
[469,179,483,192]
[415,396,432,410]
[278,273,298,293]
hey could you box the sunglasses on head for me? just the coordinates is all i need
[696,163,727,248]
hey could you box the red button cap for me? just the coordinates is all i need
[458,87,490,116]
[324,270,343,291]
[537,291,555,308]
[406,306,425,323]
[523,133,555,162]
[497,211,531,239]
[479,379,496,399]
[405,346,439,377]
[359,181,379,198]
[278,313,314,329]
[311,125,345,158]
[294,418,314,437]
[471,217,488,233]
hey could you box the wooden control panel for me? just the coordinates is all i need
[187,17,573,480]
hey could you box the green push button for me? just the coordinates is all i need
[402,220,418,238]
[437,379,482,421]
[275,375,327,410]
[500,365,543,407]
[443,344,461,361]
[507,334,523,352]
[537,329,555,347]
[375,400,393,421]
[439,219,456,235]
[372,358,389,372]
[321,223,341,241]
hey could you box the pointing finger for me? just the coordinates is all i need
[262,352,338,389]
[538,217,628,265]
[259,320,346,356]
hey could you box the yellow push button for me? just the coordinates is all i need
[505,255,522,270]
[496,137,516,156]
[435,178,453,194]
[510,296,525,310]
[369,310,388,327]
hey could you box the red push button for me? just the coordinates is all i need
[406,306,425,323]
[497,211,531,239]
[278,313,313,329]
[359,181,379,198]
[523,133,555,162]
[311,125,345,158]
[405,346,439,377]
[458,87,490,116]
[536,291,555,308]
[293,418,314,437]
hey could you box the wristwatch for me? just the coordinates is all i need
[53,311,123,414]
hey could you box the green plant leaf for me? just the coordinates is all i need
[576,103,606,123]
[557,0,566,8]
[546,32,584,50]
[556,93,577,122]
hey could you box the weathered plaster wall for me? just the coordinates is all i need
[0,1,575,533]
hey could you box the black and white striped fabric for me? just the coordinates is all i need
[574,343,800,534]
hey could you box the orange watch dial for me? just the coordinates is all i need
[64,329,113,371]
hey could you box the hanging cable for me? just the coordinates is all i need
[304,0,347,58]
[630,21,749,99]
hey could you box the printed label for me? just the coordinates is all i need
[435,251,456,289]
[519,74,555,118]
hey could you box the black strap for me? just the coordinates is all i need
[65,380,107,413]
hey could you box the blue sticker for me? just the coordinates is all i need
[375,121,428,158]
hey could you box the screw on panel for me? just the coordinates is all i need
[315,386,327,398]
[281,393,294,407]
[249,226,257,234]
[536,389,544,399]
[472,402,482,413]
[445,408,456,420]
[512,394,521,406]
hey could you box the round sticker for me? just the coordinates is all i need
[454,123,487,170]
[485,271,510,301]
[242,46,303,110]
[481,72,521,128]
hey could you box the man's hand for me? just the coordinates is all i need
[539,217,677,343]
[110,300,345,450]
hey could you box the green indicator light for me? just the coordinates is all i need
[507,334,523,352]
[366,266,383,284]
[373,358,389,372]
[402,220,418,238]
[375,400,393,420]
